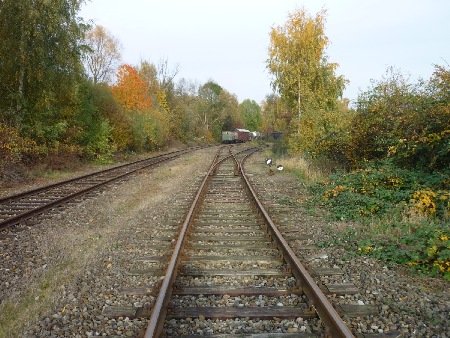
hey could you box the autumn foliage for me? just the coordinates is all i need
[306,64,450,280]
[266,8,347,155]
[344,65,450,171]
[112,64,152,112]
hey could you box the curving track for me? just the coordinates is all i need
[0,147,204,231]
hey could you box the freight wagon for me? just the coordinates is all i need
[235,129,251,142]
[221,129,252,143]
[221,131,237,144]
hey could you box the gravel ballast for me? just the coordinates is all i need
[0,148,215,337]
[0,146,448,337]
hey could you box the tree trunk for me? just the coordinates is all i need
[17,29,26,114]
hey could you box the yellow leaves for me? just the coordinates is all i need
[267,7,348,156]
[156,90,171,115]
[427,245,438,256]
[429,231,450,273]
[412,189,437,215]
[387,145,397,156]
[407,231,450,274]
[385,176,403,188]
[267,7,332,101]
[0,123,38,163]
[358,246,373,253]
[410,189,450,218]
[85,25,121,84]
[324,185,346,199]
[433,260,450,273]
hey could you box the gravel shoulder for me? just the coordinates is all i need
[0,147,216,337]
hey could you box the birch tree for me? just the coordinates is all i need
[267,7,347,154]
[84,25,121,84]
[0,0,87,143]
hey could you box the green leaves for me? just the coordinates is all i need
[239,99,262,131]
[350,65,450,171]
[0,0,87,141]
[309,158,450,279]
[312,159,449,222]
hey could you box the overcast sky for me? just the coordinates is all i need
[80,0,450,105]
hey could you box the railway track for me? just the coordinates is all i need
[138,146,355,337]
[4,144,444,336]
[0,147,203,231]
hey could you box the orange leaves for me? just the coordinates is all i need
[111,64,152,112]
[109,64,173,150]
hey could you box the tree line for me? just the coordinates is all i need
[1,2,448,184]
[264,8,449,174]
[0,0,263,180]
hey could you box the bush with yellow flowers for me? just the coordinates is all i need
[408,230,450,280]
[309,157,450,280]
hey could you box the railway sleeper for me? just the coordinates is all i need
[166,306,316,320]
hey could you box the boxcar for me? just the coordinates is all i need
[235,129,251,143]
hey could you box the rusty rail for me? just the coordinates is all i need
[0,147,204,230]
[143,146,224,336]
[143,146,258,337]
[144,146,355,337]
[239,151,355,338]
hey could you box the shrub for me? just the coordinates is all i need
[0,123,37,182]
[311,159,449,222]
[309,158,450,279]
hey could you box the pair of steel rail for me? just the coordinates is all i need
[143,146,355,337]
[0,147,202,231]
[0,145,355,336]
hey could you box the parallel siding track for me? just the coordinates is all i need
[0,147,203,231]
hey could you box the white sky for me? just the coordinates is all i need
[80,0,450,105]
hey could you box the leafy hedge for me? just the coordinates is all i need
[311,159,450,221]
[311,159,450,280]
[349,65,449,171]
[305,64,450,280]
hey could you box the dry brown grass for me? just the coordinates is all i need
[281,156,327,183]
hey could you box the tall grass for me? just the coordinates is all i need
[281,155,339,183]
